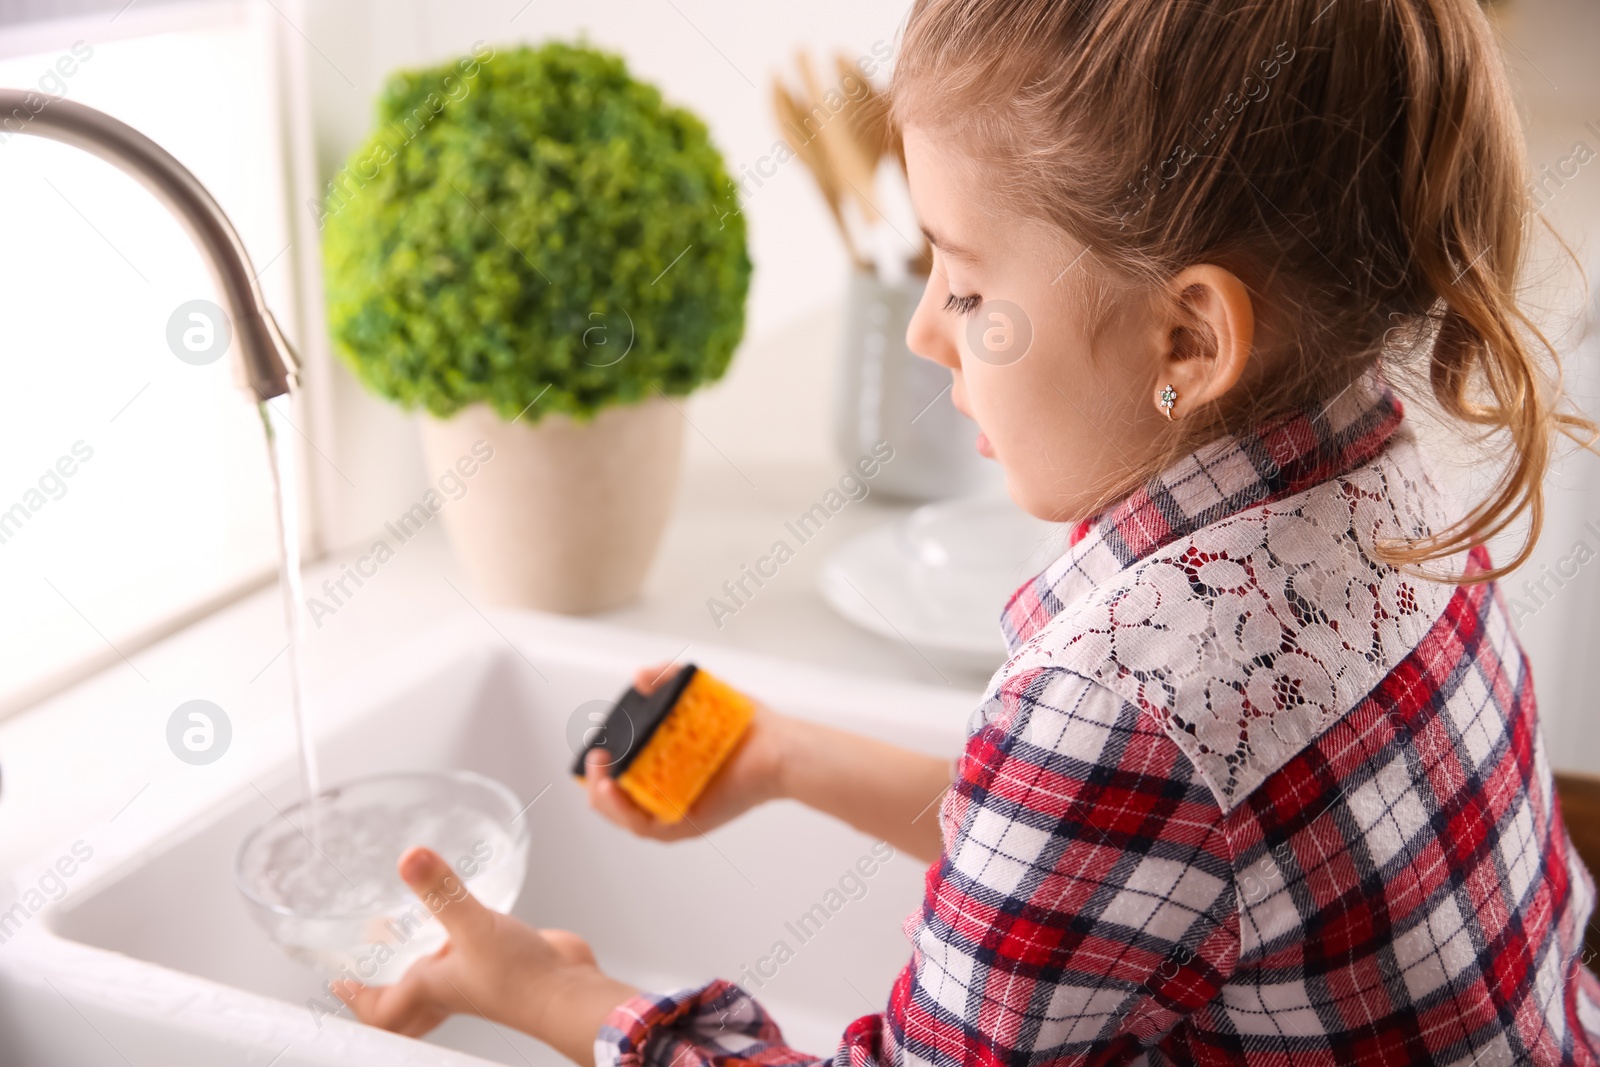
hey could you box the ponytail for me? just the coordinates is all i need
[1379,0,1597,580]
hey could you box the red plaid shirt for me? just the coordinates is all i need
[595,377,1600,1066]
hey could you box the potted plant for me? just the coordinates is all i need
[322,40,751,612]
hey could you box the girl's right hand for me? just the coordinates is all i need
[582,662,786,840]
[337,846,637,1059]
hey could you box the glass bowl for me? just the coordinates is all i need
[235,769,529,984]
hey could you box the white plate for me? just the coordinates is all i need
[820,495,1068,673]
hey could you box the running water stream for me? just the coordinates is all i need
[243,397,529,976]
[258,398,320,845]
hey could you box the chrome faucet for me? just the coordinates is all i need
[0,91,298,401]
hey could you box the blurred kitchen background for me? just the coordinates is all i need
[1,0,1598,767]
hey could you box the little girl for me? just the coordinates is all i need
[338,0,1600,1062]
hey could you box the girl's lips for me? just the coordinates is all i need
[976,431,994,458]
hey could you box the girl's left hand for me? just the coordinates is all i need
[336,847,637,1061]
[583,662,787,839]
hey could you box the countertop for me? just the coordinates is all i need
[0,457,1007,877]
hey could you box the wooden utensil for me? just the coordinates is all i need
[833,53,928,273]
[772,74,870,271]
[836,54,897,174]
[799,51,881,226]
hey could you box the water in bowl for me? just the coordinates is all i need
[237,771,529,985]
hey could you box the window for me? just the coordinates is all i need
[0,3,305,715]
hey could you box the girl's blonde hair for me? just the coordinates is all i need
[891,0,1597,581]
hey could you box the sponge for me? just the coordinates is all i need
[571,664,754,823]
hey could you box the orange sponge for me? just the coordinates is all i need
[573,665,754,823]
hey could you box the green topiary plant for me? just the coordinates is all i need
[321,40,751,422]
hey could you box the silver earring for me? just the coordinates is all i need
[1159,384,1178,420]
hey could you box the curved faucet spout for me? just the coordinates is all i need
[0,91,298,401]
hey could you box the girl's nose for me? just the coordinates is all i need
[906,276,960,370]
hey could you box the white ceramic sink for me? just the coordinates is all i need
[0,611,975,1065]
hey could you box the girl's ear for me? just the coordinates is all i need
[1153,265,1254,419]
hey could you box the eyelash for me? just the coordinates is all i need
[943,292,982,316]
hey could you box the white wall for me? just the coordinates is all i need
[291,0,1600,769]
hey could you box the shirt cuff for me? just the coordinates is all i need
[593,979,788,1067]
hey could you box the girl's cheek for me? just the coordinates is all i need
[967,366,1034,446]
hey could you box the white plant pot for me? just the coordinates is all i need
[418,397,684,613]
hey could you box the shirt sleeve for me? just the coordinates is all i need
[593,667,1240,1067]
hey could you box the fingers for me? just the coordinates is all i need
[397,846,494,942]
[583,750,685,840]
[632,662,682,696]
[334,978,447,1038]
[584,749,658,835]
